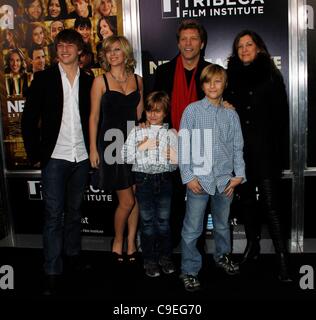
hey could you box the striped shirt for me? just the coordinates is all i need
[179,97,246,195]
[123,124,178,174]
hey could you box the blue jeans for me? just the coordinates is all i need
[135,172,173,264]
[42,158,89,275]
[181,188,232,276]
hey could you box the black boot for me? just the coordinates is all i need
[240,237,260,265]
[239,182,261,265]
[260,179,292,282]
[277,253,292,282]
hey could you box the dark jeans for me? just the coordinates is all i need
[135,172,173,264]
[42,158,89,275]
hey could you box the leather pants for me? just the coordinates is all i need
[239,178,287,254]
[239,179,291,280]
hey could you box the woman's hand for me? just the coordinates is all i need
[187,179,202,194]
[90,149,100,168]
[224,177,243,197]
[223,100,235,110]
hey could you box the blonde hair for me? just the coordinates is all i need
[98,35,136,74]
[200,64,227,86]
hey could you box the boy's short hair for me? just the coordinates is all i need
[200,64,227,86]
[54,29,84,51]
[145,91,170,114]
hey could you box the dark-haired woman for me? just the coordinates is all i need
[224,30,291,282]
[45,0,68,21]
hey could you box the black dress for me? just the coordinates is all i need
[95,74,140,191]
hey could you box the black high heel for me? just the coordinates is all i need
[277,253,292,282]
[111,252,124,264]
[126,251,138,264]
[111,238,124,264]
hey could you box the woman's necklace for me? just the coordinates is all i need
[110,71,128,83]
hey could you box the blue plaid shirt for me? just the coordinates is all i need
[179,97,246,195]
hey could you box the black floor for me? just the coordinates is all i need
[0,248,315,316]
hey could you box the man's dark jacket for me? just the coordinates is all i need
[154,54,210,100]
[21,65,94,167]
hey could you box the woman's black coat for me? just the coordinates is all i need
[224,53,289,182]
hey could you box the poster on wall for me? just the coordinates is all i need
[0,0,124,236]
[0,0,123,170]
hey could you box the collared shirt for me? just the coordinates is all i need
[123,124,178,174]
[51,64,88,162]
[179,97,246,195]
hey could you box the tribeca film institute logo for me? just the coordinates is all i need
[0,265,14,290]
[161,0,265,19]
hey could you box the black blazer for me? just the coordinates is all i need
[21,65,94,167]
[153,54,210,127]
[154,54,210,100]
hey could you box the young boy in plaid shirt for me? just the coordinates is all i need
[123,91,178,277]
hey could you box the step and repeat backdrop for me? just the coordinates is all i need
[0,0,292,239]
[139,0,292,239]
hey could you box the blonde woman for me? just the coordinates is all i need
[89,35,143,264]
[94,0,116,17]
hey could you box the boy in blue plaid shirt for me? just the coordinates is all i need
[123,91,178,277]
[178,64,246,292]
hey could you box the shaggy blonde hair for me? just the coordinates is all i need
[98,35,136,74]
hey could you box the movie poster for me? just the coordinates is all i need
[0,0,123,170]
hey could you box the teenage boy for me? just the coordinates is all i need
[21,29,94,295]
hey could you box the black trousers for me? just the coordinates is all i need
[238,178,287,254]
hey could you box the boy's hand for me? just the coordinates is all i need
[223,100,235,110]
[138,120,150,129]
[224,177,243,197]
[137,137,157,151]
[162,146,178,164]
[187,179,202,194]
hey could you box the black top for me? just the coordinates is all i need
[154,54,210,99]
[153,54,210,128]
[94,74,140,191]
